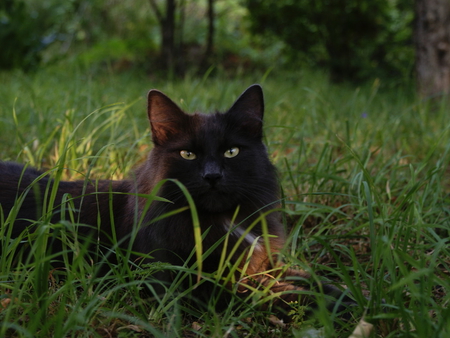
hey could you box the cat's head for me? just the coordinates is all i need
[146,85,278,213]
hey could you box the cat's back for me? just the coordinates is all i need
[0,161,131,239]
[0,162,50,233]
[0,161,48,202]
[0,161,43,177]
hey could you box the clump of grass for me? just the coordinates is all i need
[1,63,450,337]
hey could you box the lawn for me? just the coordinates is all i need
[0,64,449,337]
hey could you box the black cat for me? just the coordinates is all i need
[0,85,354,320]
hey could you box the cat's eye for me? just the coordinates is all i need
[224,147,240,158]
[180,150,197,160]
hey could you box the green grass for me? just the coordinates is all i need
[1,63,449,337]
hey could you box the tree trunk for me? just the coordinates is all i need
[204,0,215,65]
[177,0,186,74]
[149,0,177,75]
[415,0,450,97]
[162,0,176,75]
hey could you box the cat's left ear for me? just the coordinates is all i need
[226,84,264,137]
[147,90,189,145]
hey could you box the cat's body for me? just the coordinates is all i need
[0,162,128,239]
[0,85,354,319]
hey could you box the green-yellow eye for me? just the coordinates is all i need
[180,150,197,160]
[224,147,239,158]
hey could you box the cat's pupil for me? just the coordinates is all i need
[180,150,196,160]
[224,147,239,158]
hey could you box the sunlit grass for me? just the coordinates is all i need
[1,63,449,337]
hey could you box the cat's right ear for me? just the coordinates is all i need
[226,84,265,138]
[147,90,189,145]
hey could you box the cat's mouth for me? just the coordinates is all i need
[194,189,237,213]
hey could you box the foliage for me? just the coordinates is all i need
[244,0,415,82]
[1,0,417,80]
[0,64,449,336]
[0,0,51,71]
[0,0,160,71]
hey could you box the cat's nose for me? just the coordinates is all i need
[202,161,223,186]
[203,172,223,186]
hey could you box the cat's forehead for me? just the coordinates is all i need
[191,112,229,134]
[163,109,260,149]
[180,112,237,147]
